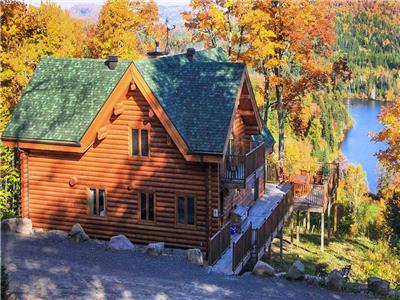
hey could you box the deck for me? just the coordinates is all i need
[210,183,292,275]
[293,184,326,212]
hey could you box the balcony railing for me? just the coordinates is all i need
[221,143,266,185]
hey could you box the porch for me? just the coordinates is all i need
[220,143,265,187]
[266,160,340,251]
[209,183,294,275]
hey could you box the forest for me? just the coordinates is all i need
[0,0,399,288]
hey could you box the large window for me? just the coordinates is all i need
[89,188,106,216]
[139,191,155,222]
[131,128,149,157]
[176,195,195,225]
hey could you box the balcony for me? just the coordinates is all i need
[221,143,266,187]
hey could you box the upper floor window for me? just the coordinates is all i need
[139,191,155,222]
[89,188,106,216]
[130,128,149,157]
[176,195,195,225]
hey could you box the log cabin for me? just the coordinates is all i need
[1,48,275,253]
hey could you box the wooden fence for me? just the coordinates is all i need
[232,224,252,272]
[208,221,231,266]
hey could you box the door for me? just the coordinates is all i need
[254,177,259,201]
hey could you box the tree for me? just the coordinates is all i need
[372,96,400,179]
[91,0,161,59]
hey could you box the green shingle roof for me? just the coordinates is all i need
[2,57,131,144]
[2,48,275,155]
[134,49,244,154]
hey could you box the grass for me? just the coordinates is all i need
[263,231,400,288]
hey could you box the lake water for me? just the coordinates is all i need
[341,99,386,192]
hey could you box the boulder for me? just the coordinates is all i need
[108,235,135,251]
[286,260,305,280]
[326,270,344,291]
[345,282,368,293]
[367,277,390,296]
[146,242,165,256]
[252,261,275,277]
[1,218,33,235]
[15,218,33,235]
[304,274,323,286]
[1,218,18,232]
[68,223,90,242]
[187,248,203,266]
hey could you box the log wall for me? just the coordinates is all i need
[20,87,221,250]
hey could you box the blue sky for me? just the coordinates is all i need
[24,0,190,8]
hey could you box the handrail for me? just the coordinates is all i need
[232,224,252,272]
[222,143,265,183]
[208,221,231,266]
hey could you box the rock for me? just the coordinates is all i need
[326,270,344,291]
[345,282,368,293]
[1,218,33,235]
[1,218,17,232]
[274,272,287,278]
[252,261,275,277]
[287,260,305,280]
[187,248,203,266]
[146,242,165,256]
[304,274,323,286]
[47,230,68,239]
[16,218,33,235]
[367,277,390,296]
[108,235,135,251]
[68,223,90,242]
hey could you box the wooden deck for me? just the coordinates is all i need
[293,184,326,212]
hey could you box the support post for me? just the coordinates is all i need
[279,228,283,260]
[333,204,338,234]
[290,216,294,244]
[327,198,332,245]
[321,211,325,252]
[307,211,311,232]
[296,210,300,244]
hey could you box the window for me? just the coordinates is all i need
[176,195,195,225]
[130,128,149,157]
[139,191,155,222]
[89,188,106,216]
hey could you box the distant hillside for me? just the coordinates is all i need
[69,4,101,23]
[159,5,189,26]
[68,4,188,25]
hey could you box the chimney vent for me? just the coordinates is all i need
[147,41,168,58]
[106,54,118,70]
[186,48,196,61]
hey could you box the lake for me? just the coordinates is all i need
[341,99,386,192]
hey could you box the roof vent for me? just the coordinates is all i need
[106,54,118,70]
[147,41,168,58]
[186,48,196,61]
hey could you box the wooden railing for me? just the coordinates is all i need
[221,143,265,184]
[208,221,231,266]
[232,224,252,272]
[254,185,295,252]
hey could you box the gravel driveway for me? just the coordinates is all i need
[1,232,370,300]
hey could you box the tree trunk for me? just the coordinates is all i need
[276,83,284,160]
[263,74,270,125]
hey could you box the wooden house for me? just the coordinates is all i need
[2,48,275,252]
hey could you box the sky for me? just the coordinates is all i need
[24,0,190,8]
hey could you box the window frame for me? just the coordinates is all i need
[86,186,107,218]
[138,190,156,223]
[128,122,151,159]
[175,194,197,227]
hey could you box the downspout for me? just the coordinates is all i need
[17,146,30,219]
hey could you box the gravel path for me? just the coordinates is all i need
[1,232,370,300]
